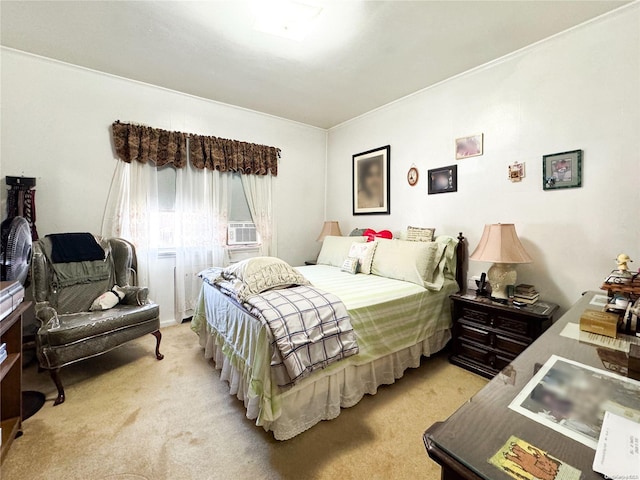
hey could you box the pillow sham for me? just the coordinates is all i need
[406,226,436,242]
[90,285,125,311]
[371,239,446,288]
[341,257,359,275]
[317,235,366,268]
[348,241,377,274]
[349,228,368,237]
[221,257,310,302]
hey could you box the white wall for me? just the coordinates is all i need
[1,49,327,324]
[327,5,640,311]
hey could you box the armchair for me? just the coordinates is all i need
[31,236,163,405]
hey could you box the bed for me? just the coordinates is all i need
[191,232,466,440]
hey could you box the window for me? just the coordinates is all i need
[229,174,252,222]
[155,169,253,249]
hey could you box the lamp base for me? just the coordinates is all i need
[487,263,517,301]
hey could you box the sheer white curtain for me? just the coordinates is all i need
[102,160,160,292]
[174,162,228,322]
[102,159,229,324]
[240,174,276,257]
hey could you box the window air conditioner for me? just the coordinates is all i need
[227,222,259,245]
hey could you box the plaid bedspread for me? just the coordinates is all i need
[244,285,359,386]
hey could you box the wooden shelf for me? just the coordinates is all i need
[0,353,20,382]
[0,297,29,464]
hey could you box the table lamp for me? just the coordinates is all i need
[317,221,342,241]
[469,224,532,300]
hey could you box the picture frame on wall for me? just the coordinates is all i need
[543,149,582,190]
[428,165,457,194]
[353,145,390,215]
[455,134,483,159]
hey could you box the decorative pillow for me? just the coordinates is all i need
[363,229,393,242]
[122,286,149,306]
[349,228,368,237]
[348,241,378,274]
[407,226,436,242]
[371,239,446,288]
[341,257,359,275]
[317,235,367,268]
[221,257,310,302]
[90,285,125,311]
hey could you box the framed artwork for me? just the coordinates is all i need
[543,149,582,190]
[428,165,457,194]
[508,162,526,182]
[407,166,419,186]
[455,134,483,159]
[352,145,390,215]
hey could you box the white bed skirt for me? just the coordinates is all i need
[198,322,451,440]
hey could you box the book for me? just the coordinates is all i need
[515,283,536,292]
[514,296,539,305]
[513,291,539,300]
[0,342,6,353]
[0,349,7,365]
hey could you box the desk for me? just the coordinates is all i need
[424,291,640,480]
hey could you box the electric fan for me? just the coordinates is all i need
[1,216,32,285]
[0,216,44,419]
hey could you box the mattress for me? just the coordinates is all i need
[192,265,458,430]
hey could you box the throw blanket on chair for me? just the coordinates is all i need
[244,285,359,386]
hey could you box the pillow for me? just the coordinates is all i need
[90,285,125,311]
[363,229,393,242]
[348,241,378,274]
[341,257,359,275]
[371,239,446,288]
[407,226,436,242]
[317,236,366,268]
[349,228,368,237]
[221,257,310,301]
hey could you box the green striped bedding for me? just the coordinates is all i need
[295,265,457,364]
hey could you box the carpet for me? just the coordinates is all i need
[3,324,487,480]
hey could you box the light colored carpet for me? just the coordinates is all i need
[3,324,486,480]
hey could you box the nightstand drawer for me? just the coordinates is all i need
[455,340,513,372]
[458,321,529,356]
[461,307,491,325]
[461,309,530,338]
[493,315,529,337]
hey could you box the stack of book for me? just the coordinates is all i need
[514,284,540,304]
[0,342,7,365]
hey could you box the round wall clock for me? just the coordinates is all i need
[407,167,419,186]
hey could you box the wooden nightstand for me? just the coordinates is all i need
[450,293,559,379]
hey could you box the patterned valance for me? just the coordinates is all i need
[111,121,280,176]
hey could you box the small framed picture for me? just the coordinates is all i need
[543,149,582,190]
[428,165,457,194]
[455,134,483,159]
[353,145,390,215]
[508,162,526,182]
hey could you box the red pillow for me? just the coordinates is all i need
[363,229,393,242]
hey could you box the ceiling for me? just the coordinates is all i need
[0,1,629,128]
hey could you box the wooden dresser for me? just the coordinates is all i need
[450,293,558,378]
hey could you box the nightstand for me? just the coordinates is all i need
[449,293,559,379]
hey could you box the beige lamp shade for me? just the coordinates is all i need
[470,224,532,264]
[317,221,343,242]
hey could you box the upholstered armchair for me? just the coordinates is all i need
[31,236,163,405]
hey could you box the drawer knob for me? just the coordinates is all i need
[490,334,496,347]
[490,318,495,327]
[489,355,496,367]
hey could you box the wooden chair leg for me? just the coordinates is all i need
[151,330,164,360]
[50,369,65,406]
